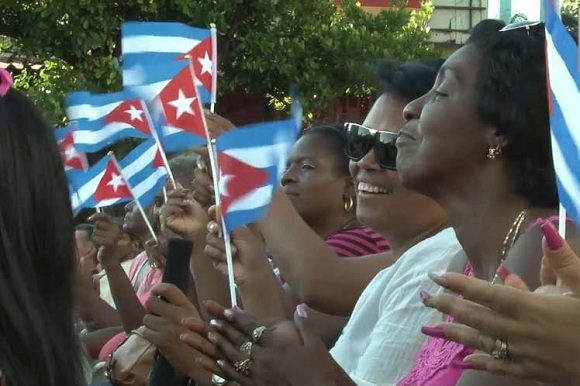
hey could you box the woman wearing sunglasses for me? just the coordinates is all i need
[393,19,579,386]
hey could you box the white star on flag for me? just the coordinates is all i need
[125,104,144,122]
[107,172,125,192]
[64,146,78,161]
[219,172,233,197]
[168,89,196,119]
[198,51,213,75]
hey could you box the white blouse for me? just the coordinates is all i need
[330,227,463,386]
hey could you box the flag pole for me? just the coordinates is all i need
[558,204,567,236]
[108,152,158,244]
[95,207,102,214]
[142,101,177,189]
[195,74,237,307]
[210,23,218,113]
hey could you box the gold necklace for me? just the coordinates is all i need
[490,209,527,284]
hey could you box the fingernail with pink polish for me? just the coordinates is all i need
[428,272,449,288]
[296,303,308,319]
[541,220,564,251]
[217,359,227,369]
[496,264,511,281]
[451,359,474,370]
[421,326,445,338]
[419,290,432,302]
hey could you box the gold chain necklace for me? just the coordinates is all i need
[490,209,527,284]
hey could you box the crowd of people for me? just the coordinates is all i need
[0,17,579,386]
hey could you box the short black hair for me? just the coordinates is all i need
[300,124,349,176]
[376,58,445,101]
[467,20,558,208]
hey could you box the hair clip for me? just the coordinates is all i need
[0,68,13,97]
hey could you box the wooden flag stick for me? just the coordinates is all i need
[108,152,158,244]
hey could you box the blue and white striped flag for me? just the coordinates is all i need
[544,0,580,222]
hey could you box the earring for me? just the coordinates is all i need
[344,196,355,212]
[487,145,503,160]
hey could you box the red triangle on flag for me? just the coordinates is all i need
[153,148,166,169]
[217,151,270,216]
[103,100,153,136]
[178,37,213,93]
[58,132,87,171]
[158,64,206,138]
[94,159,132,201]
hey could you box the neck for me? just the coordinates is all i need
[382,219,448,258]
[431,167,530,280]
[308,211,358,239]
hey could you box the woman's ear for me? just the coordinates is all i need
[343,176,356,198]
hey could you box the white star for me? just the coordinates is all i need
[64,146,78,161]
[198,51,213,75]
[168,89,196,119]
[219,173,233,197]
[107,172,125,192]
[125,105,144,122]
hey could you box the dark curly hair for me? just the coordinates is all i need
[466,20,559,208]
[376,58,445,101]
[300,124,349,176]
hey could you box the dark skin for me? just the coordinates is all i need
[397,43,576,386]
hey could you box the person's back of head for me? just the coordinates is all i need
[0,72,84,386]
[466,19,558,208]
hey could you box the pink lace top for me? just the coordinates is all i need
[396,263,475,386]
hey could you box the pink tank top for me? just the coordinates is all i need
[396,263,475,386]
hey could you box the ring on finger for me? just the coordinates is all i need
[238,341,253,358]
[211,374,228,385]
[233,358,251,376]
[251,326,267,343]
[491,338,509,360]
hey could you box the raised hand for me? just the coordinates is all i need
[89,213,125,269]
[161,188,209,240]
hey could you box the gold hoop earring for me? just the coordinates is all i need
[344,196,355,212]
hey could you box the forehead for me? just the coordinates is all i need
[291,133,333,158]
[363,93,408,133]
[438,44,480,87]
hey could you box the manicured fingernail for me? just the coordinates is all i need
[421,326,445,338]
[210,319,223,329]
[419,290,432,302]
[428,272,449,287]
[296,303,308,319]
[496,264,511,281]
[217,359,227,368]
[207,332,218,343]
[541,220,564,251]
[451,359,474,369]
[224,308,235,320]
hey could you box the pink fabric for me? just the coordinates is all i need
[97,252,163,361]
[325,226,390,257]
[397,263,475,386]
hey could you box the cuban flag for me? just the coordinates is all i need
[69,139,168,211]
[66,91,156,153]
[544,0,580,221]
[215,119,299,231]
[124,60,208,153]
[55,125,88,176]
[122,21,216,105]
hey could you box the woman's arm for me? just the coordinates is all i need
[259,191,394,315]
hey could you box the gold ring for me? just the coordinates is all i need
[239,341,253,358]
[491,338,509,360]
[234,358,251,376]
[251,326,267,343]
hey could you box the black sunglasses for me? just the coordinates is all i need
[344,122,399,171]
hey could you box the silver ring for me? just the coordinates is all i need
[491,338,509,360]
[251,325,267,343]
[233,358,251,376]
[239,341,253,358]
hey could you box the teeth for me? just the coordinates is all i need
[358,182,389,194]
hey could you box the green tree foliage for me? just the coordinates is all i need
[1,0,436,125]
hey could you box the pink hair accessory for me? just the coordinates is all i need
[0,68,13,97]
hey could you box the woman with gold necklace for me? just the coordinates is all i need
[394,19,579,386]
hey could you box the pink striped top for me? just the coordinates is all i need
[325,226,390,257]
